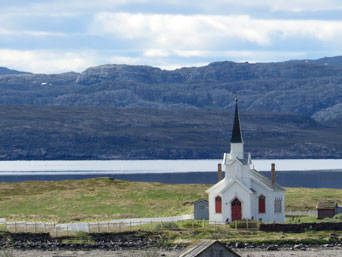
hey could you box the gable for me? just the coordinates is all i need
[219,179,254,195]
[206,179,225,194]
[193,199,208,206]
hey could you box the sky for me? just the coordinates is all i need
[1,0,342,73]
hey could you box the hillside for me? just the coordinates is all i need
[0,105,341,160]
[0,57,342,123]
[0,57,342,159]
[0,178,341,222]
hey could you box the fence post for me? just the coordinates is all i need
[34,222,37,233]
[161,219,163,230]
[150,220,152,231]
[97,222,99,233]
[119,223,121,232]
[130,221,131,231]
[107,222,109,233]
[140,221,142,230]
[66,225,68,236]
[14,222,16,233]
[55,227,58,237]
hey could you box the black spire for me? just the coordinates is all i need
[230,98,243,143]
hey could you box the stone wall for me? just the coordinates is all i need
[260,222,342,232]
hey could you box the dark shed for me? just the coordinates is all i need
[178,240,241,257]
[193,199,209,220]
[316,202,338,219]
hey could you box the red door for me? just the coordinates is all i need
[231,198,242,221]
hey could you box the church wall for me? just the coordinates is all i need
[224,161,251,188]
[251,181,285,222]
[207,184,225,224]
[240,165,251,188]
[208,181,254,224]
[222,183,252,223]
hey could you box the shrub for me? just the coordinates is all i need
[155,222,179,230]
[229,220,258,229]
[333,214,342,220]
[182,221,202,228]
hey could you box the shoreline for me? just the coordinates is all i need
[3,246,342,257]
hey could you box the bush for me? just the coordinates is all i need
[182,221,202,228]
[155,222,179,230]
[229,220,258,229]
[333,214,342,220]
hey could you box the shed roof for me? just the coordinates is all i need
[316,201,338,209]
[178,240,240,257]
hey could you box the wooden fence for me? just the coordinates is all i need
[3,219,259,236]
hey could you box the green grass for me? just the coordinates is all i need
[0,178,207,222]
[0,178,342,223]
[286,187,342,211]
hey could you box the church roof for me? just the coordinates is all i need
[251,169,285,192]
[230,99,243,143]
[205,178,225,193]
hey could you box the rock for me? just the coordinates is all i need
[267,245,278,251]
[294,243,303,249]
[235,242,244,248]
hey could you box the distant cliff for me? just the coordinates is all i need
[0,57,342,159]
[1,57,342,123]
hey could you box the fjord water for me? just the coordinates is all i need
[0,159,341,188]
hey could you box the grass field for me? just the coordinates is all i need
[0,178,341,222]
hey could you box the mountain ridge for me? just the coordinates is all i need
[0,56,342,123]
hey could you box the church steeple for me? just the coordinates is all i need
[230,98,243,143]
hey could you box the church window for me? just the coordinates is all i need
[258,195,266,213]
[215,196,222,213]
[274,198,282,213]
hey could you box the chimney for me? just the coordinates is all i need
[271,163,275,185]
[218,163,222,181]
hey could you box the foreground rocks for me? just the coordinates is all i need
[0,232,183,251]
[2,231,342,257]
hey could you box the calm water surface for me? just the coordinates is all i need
[0,159,341,188]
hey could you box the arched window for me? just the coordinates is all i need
[215,196,222,213]
[259,195,266,213]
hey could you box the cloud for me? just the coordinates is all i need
[143,49,171,57]
[3,0,342,16]
[0,49,101,73]
[91,13,342,51]
[194,0,342,12]
[0,28,66,37]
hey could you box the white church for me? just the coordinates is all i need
[206,99,285,223]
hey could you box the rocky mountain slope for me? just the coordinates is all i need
[0,57,342,123]
[0,57,342,159]
[0,105,341,160]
